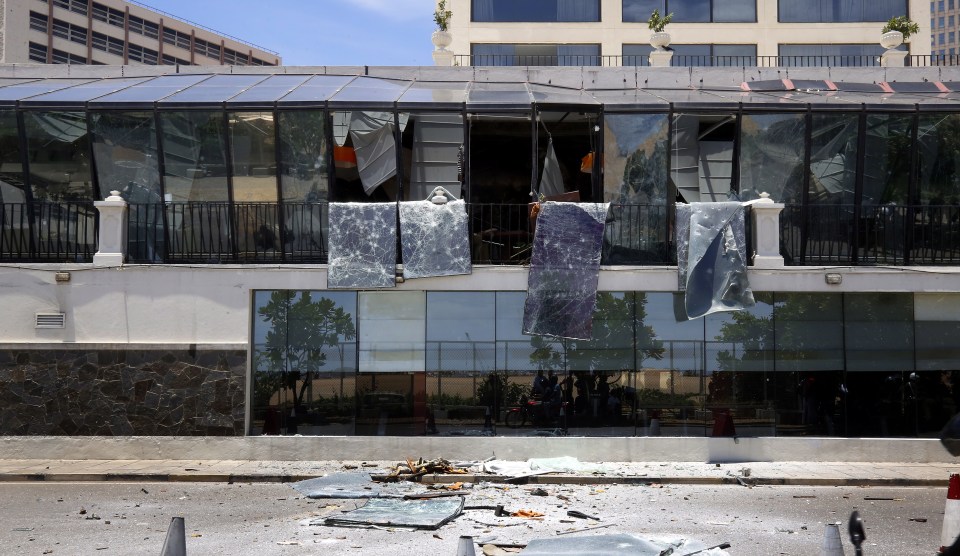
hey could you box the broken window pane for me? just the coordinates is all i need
[523,202,609,340]
[398,199,471,279]
[327,202,397,289]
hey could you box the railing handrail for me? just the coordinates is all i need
[454,54,957,68]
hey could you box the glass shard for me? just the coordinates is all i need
[676,202,754,319]
[398,199,471,279]
[327,202,397,289]
[523,202,609,340]
[322,497,464,530]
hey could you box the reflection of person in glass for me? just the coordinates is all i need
[532,369,548,399]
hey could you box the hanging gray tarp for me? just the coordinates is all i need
[349,112,397,195]
[523,202,609,340]
[538,137,565,198]
[409,113,462,200]
[398,199,471,279]
[676,202,754,320]
[327,202,397,289]
[322,497,464,530]
[519,533,730,555]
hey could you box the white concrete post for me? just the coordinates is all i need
[93,190,127,267]
[881,49,907,67]
[649,50,673,67]
[747,192,784,269]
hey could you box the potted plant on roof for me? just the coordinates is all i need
[881,15,919,49]
[648,9,673,50]
[432,0,453,50]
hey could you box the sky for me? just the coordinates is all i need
[148,0,437,66]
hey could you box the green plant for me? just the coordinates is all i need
[882,16,919,40]
[647,9,673,33]
[434,0,452,32]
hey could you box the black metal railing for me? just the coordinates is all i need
[468,203,534,265]
[127,202,329,264]
[0,202,96,262]
[455,54,960,68]
[602,203,674,265]
[781,204,960,266]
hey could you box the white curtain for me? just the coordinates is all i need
[349,112,397,195]
[538,138,565,197]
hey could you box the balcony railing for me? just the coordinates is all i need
[781,204,960,266]
[0,202,96,263]
[455,55,959,68]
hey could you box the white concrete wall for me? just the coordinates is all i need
[1,263,959,346]
[1,435,954,463]
[447,0,932,59]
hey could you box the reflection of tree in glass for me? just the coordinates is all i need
[709,293,774,405]
[255,291,356,411]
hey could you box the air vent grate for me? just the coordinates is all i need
[35,312,66,329]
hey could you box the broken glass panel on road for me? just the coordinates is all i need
[523,202,609,340]
[291,473,423,499]
[327,202,397,289]
[398,199,471,279]
[519,533,730,555]
[676,202,754,320]
[322,496,464,529]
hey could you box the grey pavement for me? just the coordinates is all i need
[1,459,958,487]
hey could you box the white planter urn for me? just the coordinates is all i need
[650,31,671,51]
[880,30,904,50]
[432,30,453,49]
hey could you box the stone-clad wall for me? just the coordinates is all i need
[0,350,247,436]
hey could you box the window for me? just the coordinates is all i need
[91,2,125,28]
[472,0,600,22]
[28,42,48,63]
[29,11,48,33]
[127,43,159,64]
[622,44,756,66]
[940,17,947,28]
[162,54,191,66]
[951,31,956,43]
[53,0,87,17]
[50,18,87,46]
[193,38,222,61]
[941,33,947,45]
[128,15,160,40]
[223,48,249,66]
[952,16,957,27]
[779,44,885,66]
[471,44,601,66]
[92,32,124,57]
[51,48,87,64]
[623,0,756,23]
[779,0,907,23]
[163,28,191,51]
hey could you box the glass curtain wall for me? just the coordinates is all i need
[622,0,756,22]
[471,44,601,66]
[738,113,806,203]
[472,0,601,22]
[159,110,232,261]
[602,113,670,264]
[915,113,960,263]
[0,110,28,258]
[228,111,280,261]
[779,0,907,22]
[22,110,96,258]
[91,111,164,262]
[250,289,960,438]
[278,110,329,262]
[861,113,913,263]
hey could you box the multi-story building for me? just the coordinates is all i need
[0,0,280,66]
[932,0,960,59]
[445,0,930,66]
[1,60,960,456]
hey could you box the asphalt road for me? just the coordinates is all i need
[0,482,949,555]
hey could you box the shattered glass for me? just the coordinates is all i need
[322,497,464,530]
[676,202,754,320]
[398,199,471,279]
[327,202,397,289]
[519,533,730,555]
[290,473,424,499]
[523,202,609,340]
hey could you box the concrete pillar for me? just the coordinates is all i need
[881,49,907,67]
[93,190,127,267]
[747,192,784,269]
[649,50,673,67]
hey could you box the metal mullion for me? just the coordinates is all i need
[222,108,239,262]
[272,106,286,262]
[666,105,674,264]
[153,108,171,263]
[593,109,603,202]
[852,108,867,265]
[531,104,539,198]
[905,106,920,266]
[16,109,38,259]
[799,107,813,263]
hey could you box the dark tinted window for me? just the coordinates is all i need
[779,0,906,22]
[623,0,755,22]
[473,0,600,22]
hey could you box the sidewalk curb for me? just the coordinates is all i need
[0,472,949,488]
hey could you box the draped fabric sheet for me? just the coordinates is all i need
[523,202,609,340]
[398,199,471,279]
[327,202,397,289]
[676,202,755,319]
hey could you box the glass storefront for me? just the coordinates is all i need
[250,290,960,439]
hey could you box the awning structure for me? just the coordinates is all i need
[2,70,959,112]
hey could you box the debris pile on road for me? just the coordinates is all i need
[374,457,470,482]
